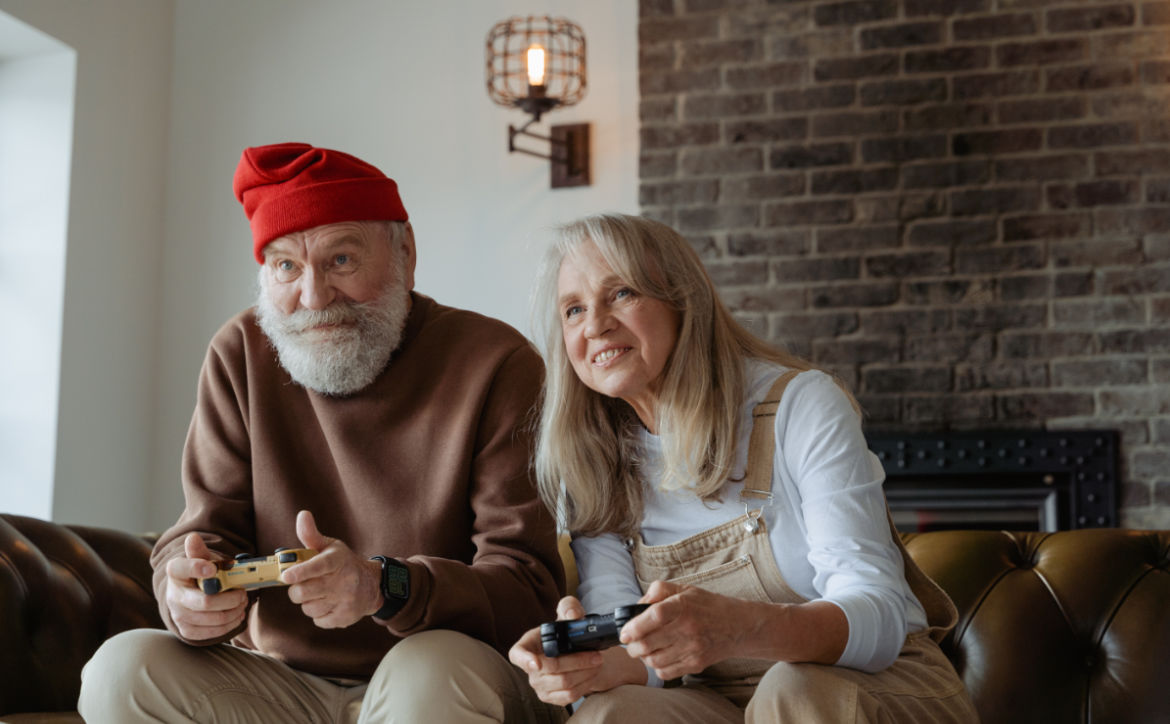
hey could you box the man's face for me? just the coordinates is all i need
[255,221,416,396]
[261,220,413,314]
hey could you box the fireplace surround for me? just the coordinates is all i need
[866,429,1118,533]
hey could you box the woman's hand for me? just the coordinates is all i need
[508,596,648,706]
[618,580,756,680]
[621,580,849,681]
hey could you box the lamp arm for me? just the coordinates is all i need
[508,121,568,160]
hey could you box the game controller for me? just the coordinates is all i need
[198,547,316,595]
[541,603,651,657]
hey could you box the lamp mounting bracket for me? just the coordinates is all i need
[508,120,590,188]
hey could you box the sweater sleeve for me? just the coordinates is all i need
[382,344,565,651]
[777,372,910,672]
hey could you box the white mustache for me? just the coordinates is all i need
[277,303,362,334]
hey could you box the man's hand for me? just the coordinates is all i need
[508,596,647,706]
[281,509,383,629]
[163,533,247,641]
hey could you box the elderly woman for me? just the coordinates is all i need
[508,214,977,723]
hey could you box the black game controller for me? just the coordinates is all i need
[541,603,651,657]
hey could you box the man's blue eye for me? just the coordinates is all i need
[278,260,295,272]
[335,254,350,265]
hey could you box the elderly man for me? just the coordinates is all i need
[78,143,566,723]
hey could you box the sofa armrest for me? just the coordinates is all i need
[0,514,162,717]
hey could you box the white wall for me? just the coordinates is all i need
[0,21,74,521]
[0,0,173,531]
[0,1,637,532]
[153,1,638,528]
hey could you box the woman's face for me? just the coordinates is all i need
[557,243,680,432]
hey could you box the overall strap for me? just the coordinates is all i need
[740,369,801,503]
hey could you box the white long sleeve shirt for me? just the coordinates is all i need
[571,360,928,674]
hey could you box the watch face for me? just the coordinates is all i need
[384,561,409,599]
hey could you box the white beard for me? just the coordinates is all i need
[255,277,411,397]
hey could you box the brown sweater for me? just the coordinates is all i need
[151,293,564,679]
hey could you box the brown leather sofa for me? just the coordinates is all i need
[2,512,1167,723]
[0,514,160,723]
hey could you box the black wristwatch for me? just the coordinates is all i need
[370,555,410,619]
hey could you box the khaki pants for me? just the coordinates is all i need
[78,628,567,723]
[571,633,977,723]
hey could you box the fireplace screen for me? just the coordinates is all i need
[866,430,1118,533]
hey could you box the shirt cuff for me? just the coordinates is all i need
[828,594,901,673]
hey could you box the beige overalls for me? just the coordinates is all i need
[572,371,979,723]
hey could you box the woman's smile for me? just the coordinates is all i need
[592,347,632,365]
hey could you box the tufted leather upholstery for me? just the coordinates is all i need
[903,528,1170,724]
[0,515,1166,723]
[0,513,160,722]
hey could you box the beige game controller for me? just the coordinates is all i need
[198,548,316,594]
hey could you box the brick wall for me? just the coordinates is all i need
[638,0,1170,528]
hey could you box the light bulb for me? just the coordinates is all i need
[527,44,546,86]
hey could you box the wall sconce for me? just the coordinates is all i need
[486,15,589,188]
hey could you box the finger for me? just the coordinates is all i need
[536,654,612,705]
[182,586,248,612]
[651,656,703,682]
[181,533,217,579]
[167,555,212,584]
[305,603,344,628]
[619,598,669,644]
[167,585,247,641]
[174,601,247,640]
[279,553,324,585]
[624,625,672,660]
[533,668,600,702]
[622,601,689,658]
[638,579,681,604]
[556,595,586,621]
[175,595,247,623]
[183,532,212,560]
[536,687,584,708]
[286,576,330,605]
[509,627,603,675]
[509,628,543,671]
[176,618,244,641]
[295,509,329,551]
[549,650,604,672]
[306,595,368,630]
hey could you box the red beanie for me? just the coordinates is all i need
[233,142,409,263]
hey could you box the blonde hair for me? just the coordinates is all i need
[532,213,830,538]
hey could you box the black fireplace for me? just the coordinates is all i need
[866,429,1118,533]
